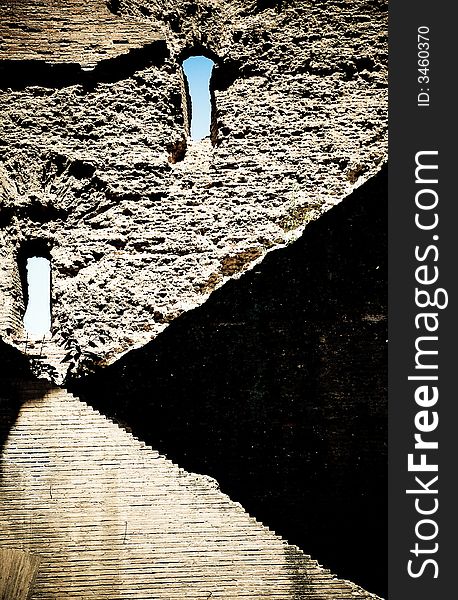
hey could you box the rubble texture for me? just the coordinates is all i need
[0,0,387,380]
[71,167,388,596]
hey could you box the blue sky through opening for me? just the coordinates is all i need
[182,56,214,140]
[23,257,51,337]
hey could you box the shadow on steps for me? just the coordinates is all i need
[70,166,387,597]
[0,341,51,455]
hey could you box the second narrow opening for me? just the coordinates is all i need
[182,56,215,141]
[23,256,51,338]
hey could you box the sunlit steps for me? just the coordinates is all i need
[0,383,380,599]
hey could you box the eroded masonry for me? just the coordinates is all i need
[0,0,388,598]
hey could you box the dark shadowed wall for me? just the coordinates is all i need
[72,166,387,597]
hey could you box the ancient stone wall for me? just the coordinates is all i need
[0,237,24,337]
[0,3,387,597]
[71,166,387,596]
[0,0,163,67]
[0,0,387,379]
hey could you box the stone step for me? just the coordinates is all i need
[0,384,380,600]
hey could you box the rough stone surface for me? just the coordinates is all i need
[0,0,387,380]
[70,167,387,596]
[0,0,163,67]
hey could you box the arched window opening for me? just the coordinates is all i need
[182,56,215,141]
[22,256,51,338]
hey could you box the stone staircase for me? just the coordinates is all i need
[7,337,69,384]
[0,383,381,599]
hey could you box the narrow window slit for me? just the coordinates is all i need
[23,256,51,338]
[182,56,215,141]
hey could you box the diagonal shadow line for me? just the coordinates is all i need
[69,165,388,597]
